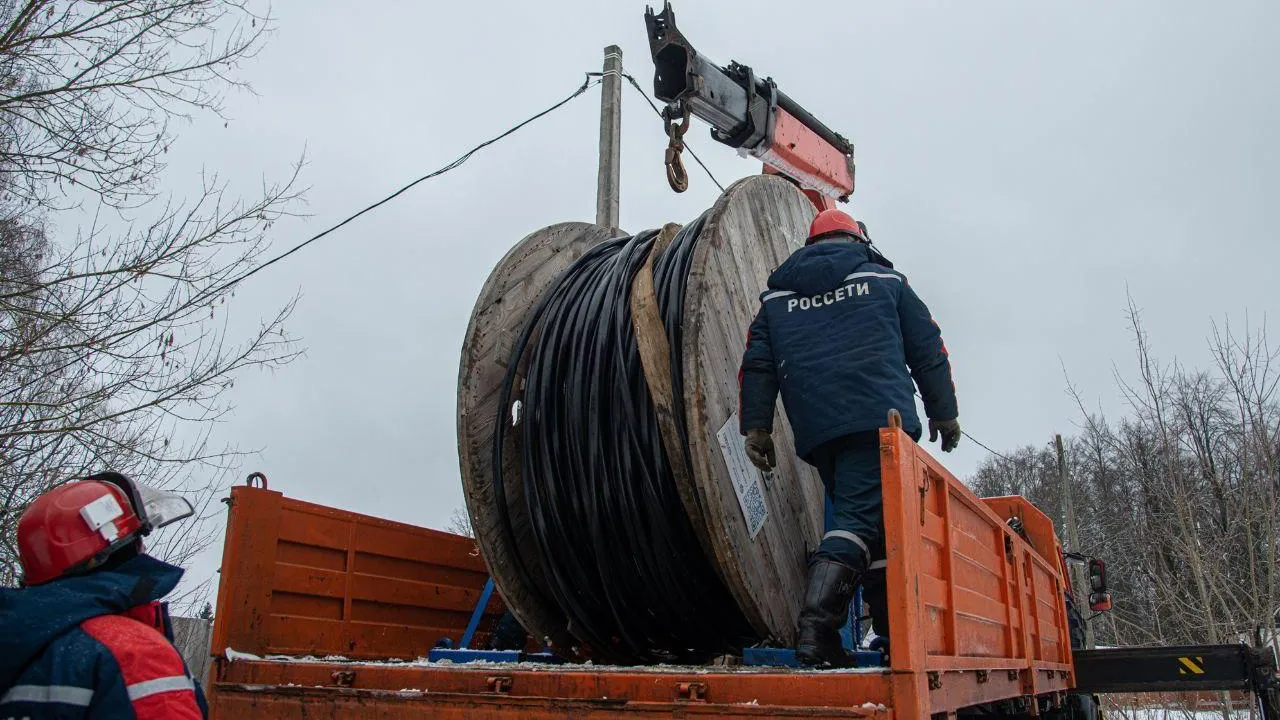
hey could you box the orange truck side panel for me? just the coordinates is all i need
[880,428,1074,717]
[210,485,502,663]
[208,430,1075,718]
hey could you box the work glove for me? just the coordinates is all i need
[744,428,776,473]
[928,418,961,453]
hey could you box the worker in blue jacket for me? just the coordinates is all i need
[0,472,207,719]
[739,209,960,667]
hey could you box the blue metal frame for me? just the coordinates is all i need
[741,646,883,669]
[742,646,804,668]
[459,577,496,649]
[427,648,565,664]
[429,577,562,665]
[428,648,520,663]
[840,586,865,651]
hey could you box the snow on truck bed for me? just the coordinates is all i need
[221,648,889,675]
[1105,707,1254,712]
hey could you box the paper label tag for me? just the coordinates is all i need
[717,413,770,539]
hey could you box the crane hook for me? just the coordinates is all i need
[663,104,691,193]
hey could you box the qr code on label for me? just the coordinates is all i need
[741,478,767,536]
[717,412,771,539]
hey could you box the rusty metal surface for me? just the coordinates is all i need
[210,485,503,662]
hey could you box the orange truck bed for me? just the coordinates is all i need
[209,479,506,659]
[206,429,1077,718]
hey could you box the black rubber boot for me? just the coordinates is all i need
[795,559,861,667]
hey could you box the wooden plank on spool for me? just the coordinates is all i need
[457,222,618,652]
[628,222,721,570]
[682,175,826,644]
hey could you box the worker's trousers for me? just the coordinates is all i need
[809,432,883,569]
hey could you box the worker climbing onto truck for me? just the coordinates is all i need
[739,208,960,667]
[0,472,208,718]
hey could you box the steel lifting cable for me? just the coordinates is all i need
[491,216,754,664]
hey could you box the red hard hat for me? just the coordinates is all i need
[807,209,867,245]
[17,472,193,586]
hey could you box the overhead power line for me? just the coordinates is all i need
[912,390,1012,462]
[223,67,731,296]
[962,430,1014,462]
[217,75,601,294]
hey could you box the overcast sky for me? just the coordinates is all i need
[146,1,1279,597]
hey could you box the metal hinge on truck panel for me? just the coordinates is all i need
[675,681,708,702]
[928,671,942,690]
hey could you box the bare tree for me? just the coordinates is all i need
[445,506,474,538]
[0,0,303,588]
[0,0,270,210]
[971,305,1280,669]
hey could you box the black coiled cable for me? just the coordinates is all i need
[491,215,754,663]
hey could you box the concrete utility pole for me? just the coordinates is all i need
[595,45,622,230]
[1056,435,1079,555]
[1056,433,1094,648]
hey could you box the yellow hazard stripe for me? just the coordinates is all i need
[1177,656,1205,675]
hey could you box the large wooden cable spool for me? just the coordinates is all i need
[456,221,615,650]
[456,176,825,653]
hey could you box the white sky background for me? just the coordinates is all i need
[127,1,1278,598]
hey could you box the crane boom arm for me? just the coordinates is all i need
[644,2,855,206]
